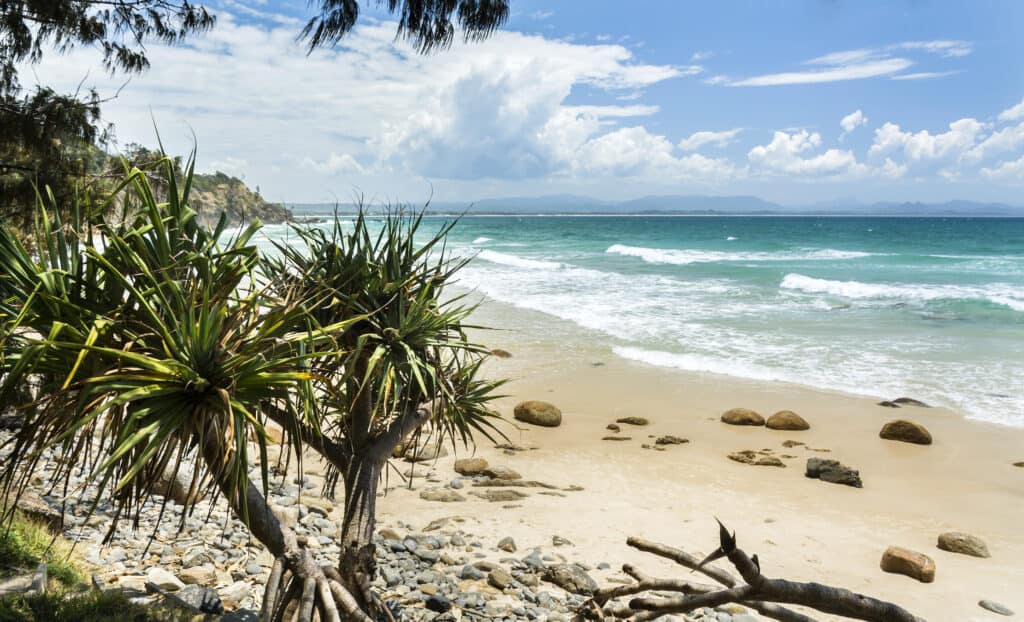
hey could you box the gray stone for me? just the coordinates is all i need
[805,458,862,488]
[488,568,515,590]
[460,565,485,580]
[543,564,598,595]
[498,537,517,552]
[937,532,990,558]
[979,600,1014,616]
[175,585,223,614]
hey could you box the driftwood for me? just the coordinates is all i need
[581,520,925,622]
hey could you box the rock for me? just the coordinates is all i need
[379,528,402,540]
[483,466,521,480]
[420,489,465,503]
[490,349,513,359]
[497,537,517,552]
[937,532,990,558]
[514,401,562,427]
[878,400,900,408]
[655,435,688,445]
[892,397,930,407]
[766,410,810,431]
[805,458,862,488]
[460,565,485,580]
[454,458,489,476]
[426,595,453,613]
[728,451,785,467]
[176,585,224,615]
[146,567,185,592]
[473,489,529,502]
[9,491,61,530]
[220,581,251,609]
[1014,461,1024,467]
[153,465,203,505]
[488,568,515,590]
[879,420,932,445]
[781,440,805,448]
[615,417,649,426]
[721,408,765,426]
[405,442,449,462]
[606,423,620,432]
[552,535,572,547]
[178,564,217,585]
[880,546,935,583]
[543,564,598,595]
[979,600,1014,616]
[602,436,631,441]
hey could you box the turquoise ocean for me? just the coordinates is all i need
[256,216,1024,427]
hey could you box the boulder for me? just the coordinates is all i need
[766,410,810,431]
[805,458,862,487]
[937,532,990,558]
[879,420,932,445]
[514,401,562,427]
[655,435,688,446]
[404,442,449,462]
[454,458,489,476]
[880,546,935,583]
[146,567,185,592]
[721,408,765,426]
[176,585,224,615]
[153,464,204,505]
[728,450,784,467]
[543,564,598,595]
[616,416,649,426]
[490,349,513,359]
[482,466,521,480]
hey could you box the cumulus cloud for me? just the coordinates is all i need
[981,155,1024,180]
[840,110,868,136]
[748,130,864,177]
[678,128,742,151]
[302,152,367,175]
[869,118,988,163]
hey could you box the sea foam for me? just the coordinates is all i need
[781,273,1024,311]
[606,244,871,265]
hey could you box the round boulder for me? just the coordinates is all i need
[937,532,990,558]
[879,419,932,445]
[721,408,765,426]
[880,546,935,583]
[514,401,562,427]
[454,457,489,476]
[766,410,810,431]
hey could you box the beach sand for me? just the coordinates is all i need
[375,304,1024,621]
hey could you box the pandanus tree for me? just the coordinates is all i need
[0,155,502,621]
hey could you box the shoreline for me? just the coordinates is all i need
[375,298,1024,621]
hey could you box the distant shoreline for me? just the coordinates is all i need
[290,211,1024,219]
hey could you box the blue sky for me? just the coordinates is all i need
[27,1,1024,205]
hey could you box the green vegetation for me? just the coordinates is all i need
[0,512,85,587]
[0,153,502,621]
[0,590,193,622]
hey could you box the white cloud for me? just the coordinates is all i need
[840,110,867,135]
[748,130,864,177]
[729,58,911,86]
[894,40,972,58]
[963,122,1024,164]
[302,152,366,175]
[530,10,553,20]
[869,118,988,163]
[981,155,1024,180]
[998,98,1024,123]
[691,51,712,62]
[724,40,969,87]
[678,128,742,151]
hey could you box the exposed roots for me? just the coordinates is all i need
[259,552,374,622]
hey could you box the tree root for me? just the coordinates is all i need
[580,519,925,622]
[259,552,373,622]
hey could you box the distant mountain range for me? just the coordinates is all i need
[287,194,1024,217]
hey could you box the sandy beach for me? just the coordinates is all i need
[375,301,1024,622]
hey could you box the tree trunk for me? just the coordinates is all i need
[338,450,385,611]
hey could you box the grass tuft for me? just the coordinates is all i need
[0,589,194,622]
[0,511,85,587]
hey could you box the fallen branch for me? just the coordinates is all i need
[581,520,925,622]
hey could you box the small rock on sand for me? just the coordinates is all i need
[721,408,765,426]
[602,436,631,441]
[782,440,805,448]
[497,537,516,552]
[728,450,785,467]
[937,532,990,558]
[472,489,529,502]
[606,423,621,432]
[420,489,465,503]
[1013,461,1024,467]
[482,466,521,480]
[454,457,488,475]
[879,420,932,445]
[488,568,515,590]
[893,397,930,407]
[514,401,562,427]
[766,410,810,431]
[979,600,1014,616]
[805,458,862,488]
[543,564,598,595]
[490,349,512,358]
[655,435,688,445]
[880,546,935,583]
[615,416,649,426]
